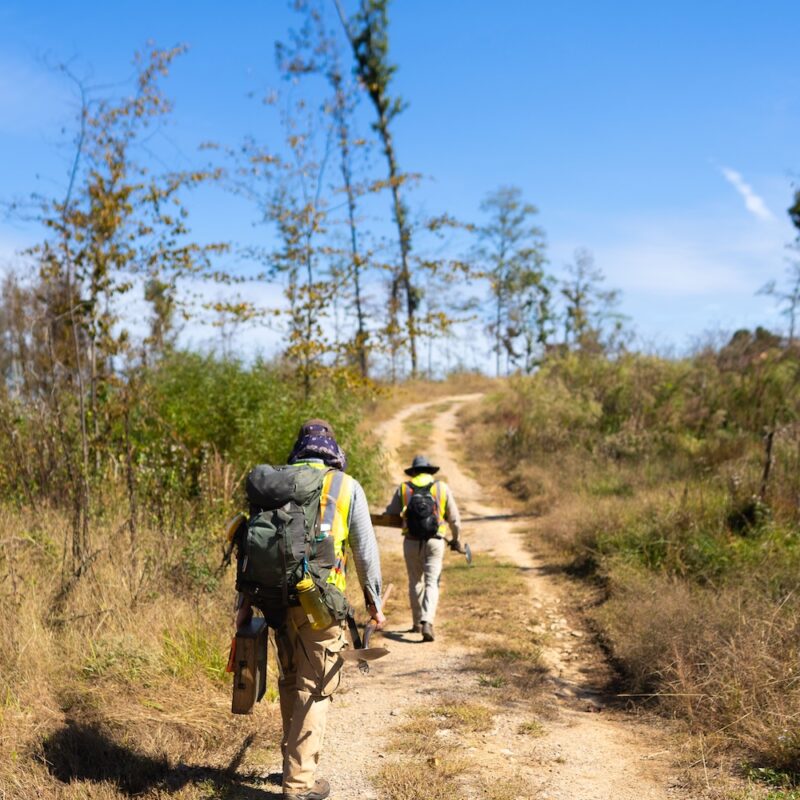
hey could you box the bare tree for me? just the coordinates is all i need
[560,248,626,354]
[477,186,549,375]
[759,260,800,346]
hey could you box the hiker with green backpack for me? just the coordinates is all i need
[383,455,461,643]
[233,419,384,800]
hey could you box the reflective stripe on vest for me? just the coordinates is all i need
[400,474,448,535]
[320,469,355,592]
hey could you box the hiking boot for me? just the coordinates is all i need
[284,778,330,800]
[421,622,434,642]
[408,623,421,634]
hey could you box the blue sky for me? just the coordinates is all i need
[1,1,798,362]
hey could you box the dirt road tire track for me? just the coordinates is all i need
[303,394,685,799]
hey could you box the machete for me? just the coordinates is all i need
[446,538,472,565]
[341,583,393,673]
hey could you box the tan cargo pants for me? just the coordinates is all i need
[275,605,346,794]
[403,536,446,626]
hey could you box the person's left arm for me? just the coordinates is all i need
[348,480,386,627]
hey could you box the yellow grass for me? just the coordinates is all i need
[0,505,281,800]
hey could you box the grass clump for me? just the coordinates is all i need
[161,625,229,685]
[428,701,494,732]
[375,755,469,800]
[517,719,545,736]
[439,554,547,695]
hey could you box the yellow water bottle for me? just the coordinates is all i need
[296,577,333,630]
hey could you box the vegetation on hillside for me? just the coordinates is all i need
[465,330,800,780]
[0,347,383,799]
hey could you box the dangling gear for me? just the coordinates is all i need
[342,584,393,673]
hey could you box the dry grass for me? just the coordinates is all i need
[0,504,282,800]
[389,701,494,757]
[375,754,470,800]
[597,568,800,774]
[438,554,548,700]
[374,544,550,800]
[517,719,545,737]
[380,697,492,800]
[463,375,800,787]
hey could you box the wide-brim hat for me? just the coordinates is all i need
[404,454,440,476]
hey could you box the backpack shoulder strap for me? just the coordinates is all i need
[432,480,447,519]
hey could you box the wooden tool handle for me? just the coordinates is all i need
[382,582,394,608]
[370,512,403,528]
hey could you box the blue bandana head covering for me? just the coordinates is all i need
[287,418,347,471]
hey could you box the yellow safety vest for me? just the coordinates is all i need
[300,462,355,593]
[400,473,448,536]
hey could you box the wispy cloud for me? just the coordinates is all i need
[719,166,774,221]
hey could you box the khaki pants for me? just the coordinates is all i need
[403,536,445,626]
[275,605,346,794]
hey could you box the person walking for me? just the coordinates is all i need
[384,454,461,642]
[235,419,385,800]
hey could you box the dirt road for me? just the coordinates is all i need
[315,394,685,799]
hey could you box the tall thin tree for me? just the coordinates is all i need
[477,186,548,376]
[334,0,419,377]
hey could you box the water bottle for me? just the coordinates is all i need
[296,577,333,630]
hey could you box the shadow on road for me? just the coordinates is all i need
[40,719,281,799]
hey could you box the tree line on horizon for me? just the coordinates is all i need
[0,0,799,589]
[3,0,799,392]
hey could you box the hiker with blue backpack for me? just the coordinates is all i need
[384,455,461,642]
[233,419,384,800]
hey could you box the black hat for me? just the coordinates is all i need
[404,454,440,476]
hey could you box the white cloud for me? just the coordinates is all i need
[719,166,774,221]
[548,201,796,350]
[596,242,752,296]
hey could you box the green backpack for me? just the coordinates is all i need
[235,464,349,620]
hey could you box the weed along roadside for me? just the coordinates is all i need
[461,347,800,798]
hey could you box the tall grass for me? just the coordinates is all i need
[0,355,385,799]
[465,336,800,778]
